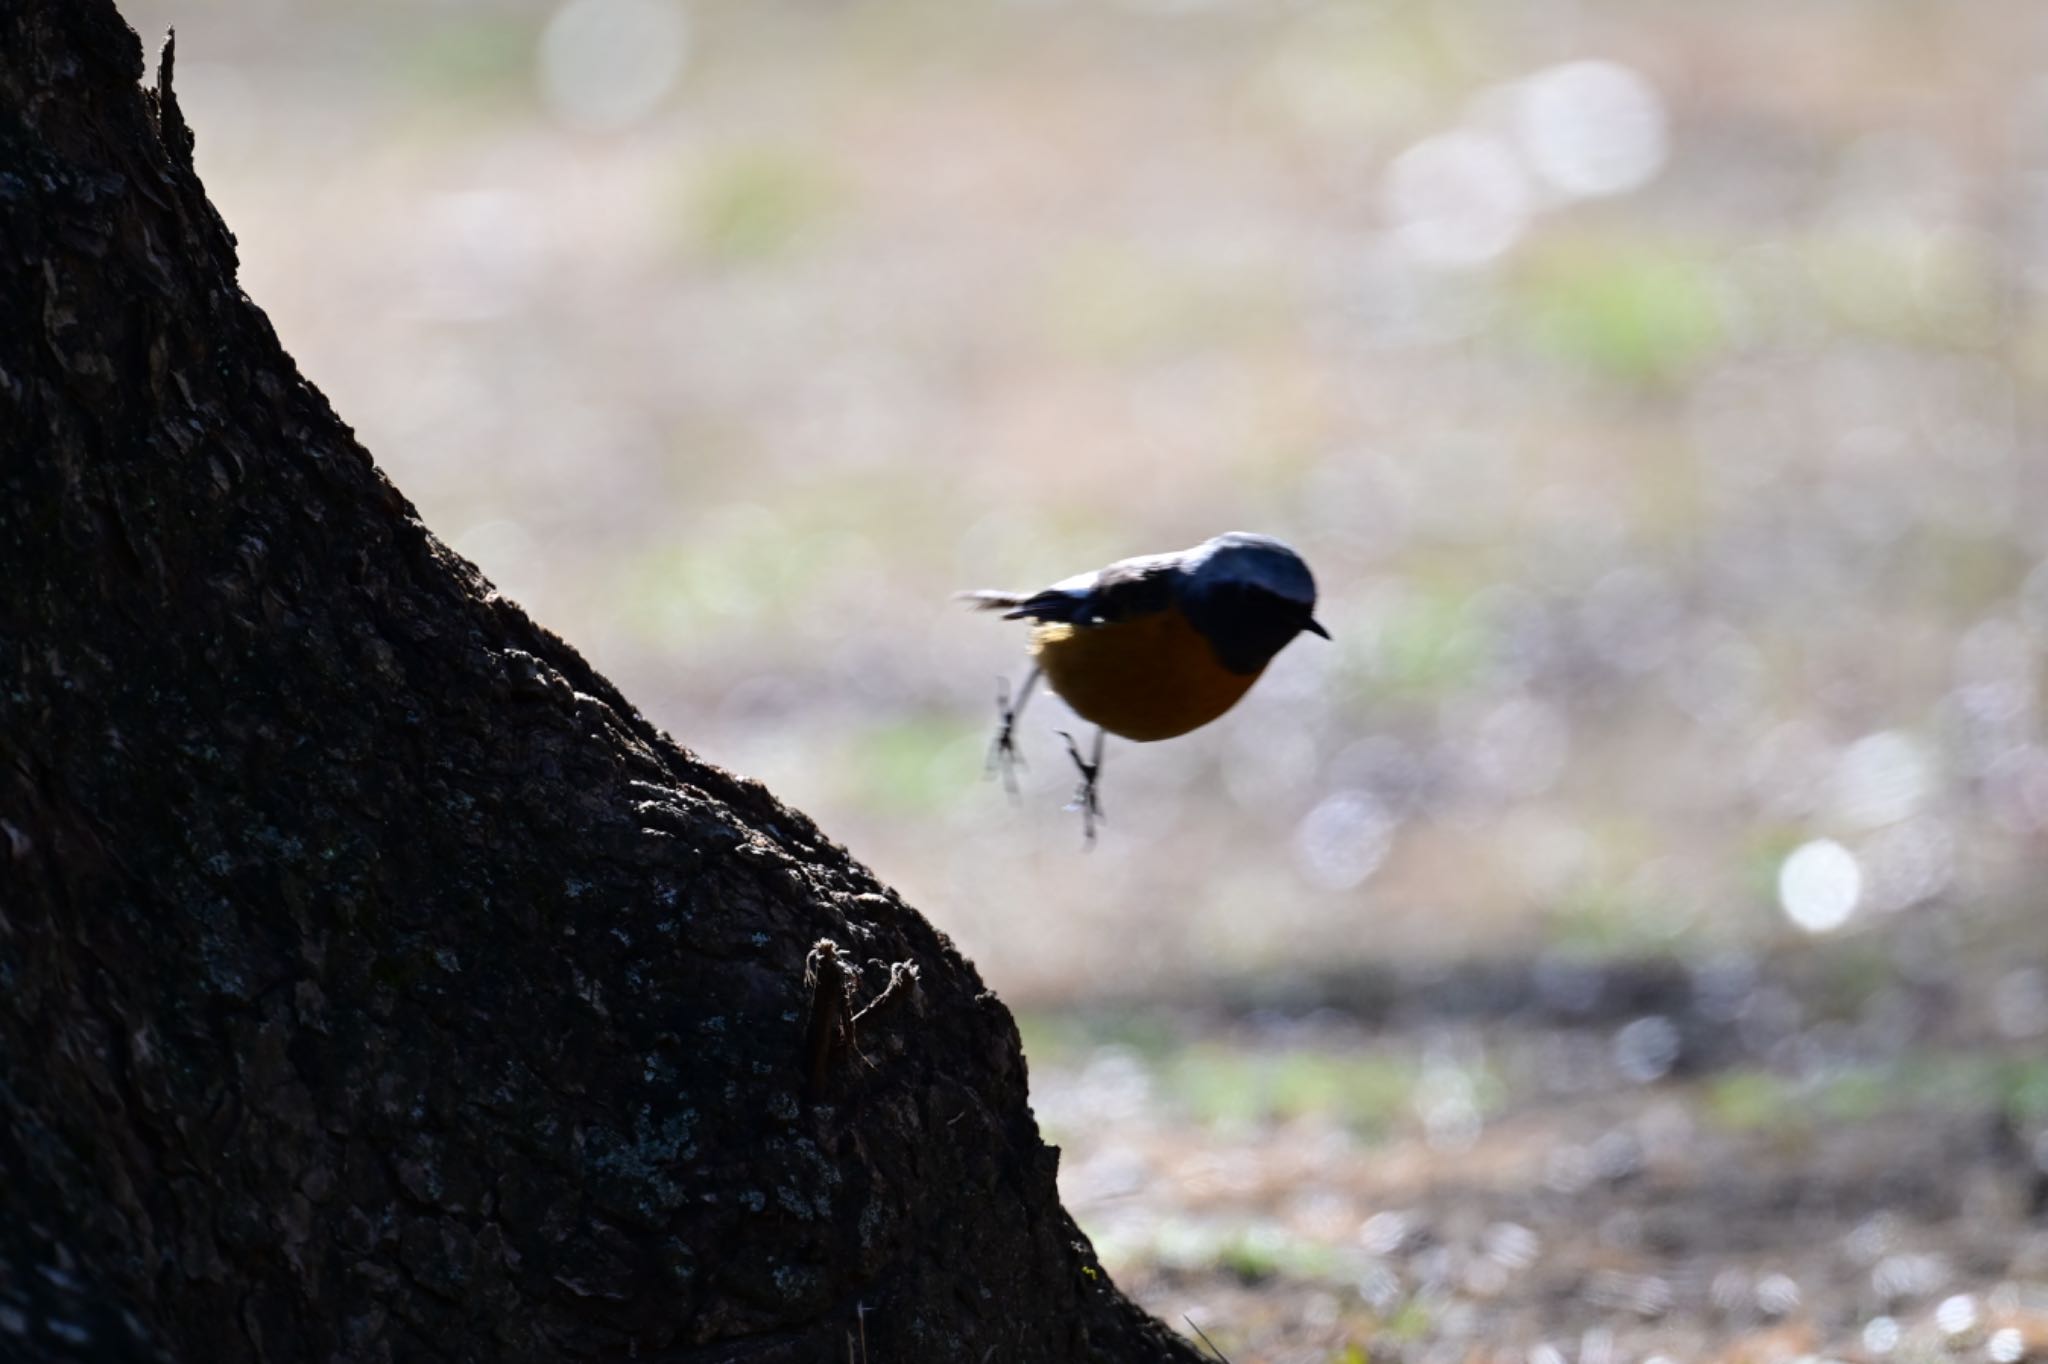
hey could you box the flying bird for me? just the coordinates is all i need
[961,532,1328,840]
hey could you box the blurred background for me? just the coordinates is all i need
[124,0,2048,1358]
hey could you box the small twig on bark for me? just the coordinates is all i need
[801,939,860,1096]
[852,959,920,1027]
[1184,1316,1232,1362]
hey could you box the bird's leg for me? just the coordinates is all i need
[986,666,1040,794]
[1057,727,1106,844]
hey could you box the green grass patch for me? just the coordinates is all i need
[1214,1224,1353,1284]
[615,507,824,642]
[1704,1052,2048,1133]
[1544,878,1665,955]
[1359,584,1489,701]
[827,714,982,817]
[615,473,953,645]
[1382,1297,1434,1342]
[388,14,541,107]
[1703,1069,1789,1131]
[1802,222,1998,345]
[688,148,843,264]
[1015,1011,1184,1068]
[1162,1044,1426,1136]
[1032,243,1287,362]
[1998,1058,2048,1119]
[1512,241,1728,388]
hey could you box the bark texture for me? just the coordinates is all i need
[0,6,1201,1361]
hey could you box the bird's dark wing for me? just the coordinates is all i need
[985,578,1098,623]
[959,551,1182,626]
[954,580,1093,621]
[1004,556,1178,625]
[1078,555,1178,622]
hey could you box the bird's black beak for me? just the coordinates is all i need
[1305,617,1330,640]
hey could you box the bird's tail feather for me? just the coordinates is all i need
[955,589,1027,612]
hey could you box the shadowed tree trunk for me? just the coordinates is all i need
[0,5,1202,1360]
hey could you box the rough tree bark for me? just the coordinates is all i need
[0,5,1203,1360]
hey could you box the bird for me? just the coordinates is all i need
[961,532,1328,841]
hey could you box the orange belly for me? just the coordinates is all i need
[1030,609,1262,742]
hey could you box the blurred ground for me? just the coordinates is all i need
[116,0,2048,1356]
[1028,937,2048,1362]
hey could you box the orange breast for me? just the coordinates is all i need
[1030,608,1262,742]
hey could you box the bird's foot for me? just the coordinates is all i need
[985,677,1025,796]
[1057,730,1103,845]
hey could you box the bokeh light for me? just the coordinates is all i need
[1293,790,1396,892]
[539,0,690,132]
[1514,61,1669,200]
[1778,839,1863,934]
[1382,132,1533,269]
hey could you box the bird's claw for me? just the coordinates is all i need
[985,677,1026,795]
[1057,730,1103,845]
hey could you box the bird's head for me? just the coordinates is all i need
[1179,532,1328,673]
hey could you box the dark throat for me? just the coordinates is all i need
[1184,583,1311,675]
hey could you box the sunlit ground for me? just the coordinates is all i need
[1024,936,2048,1362]
[119,0,2048,1355]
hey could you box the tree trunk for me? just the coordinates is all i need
[0,6,1201,1360]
